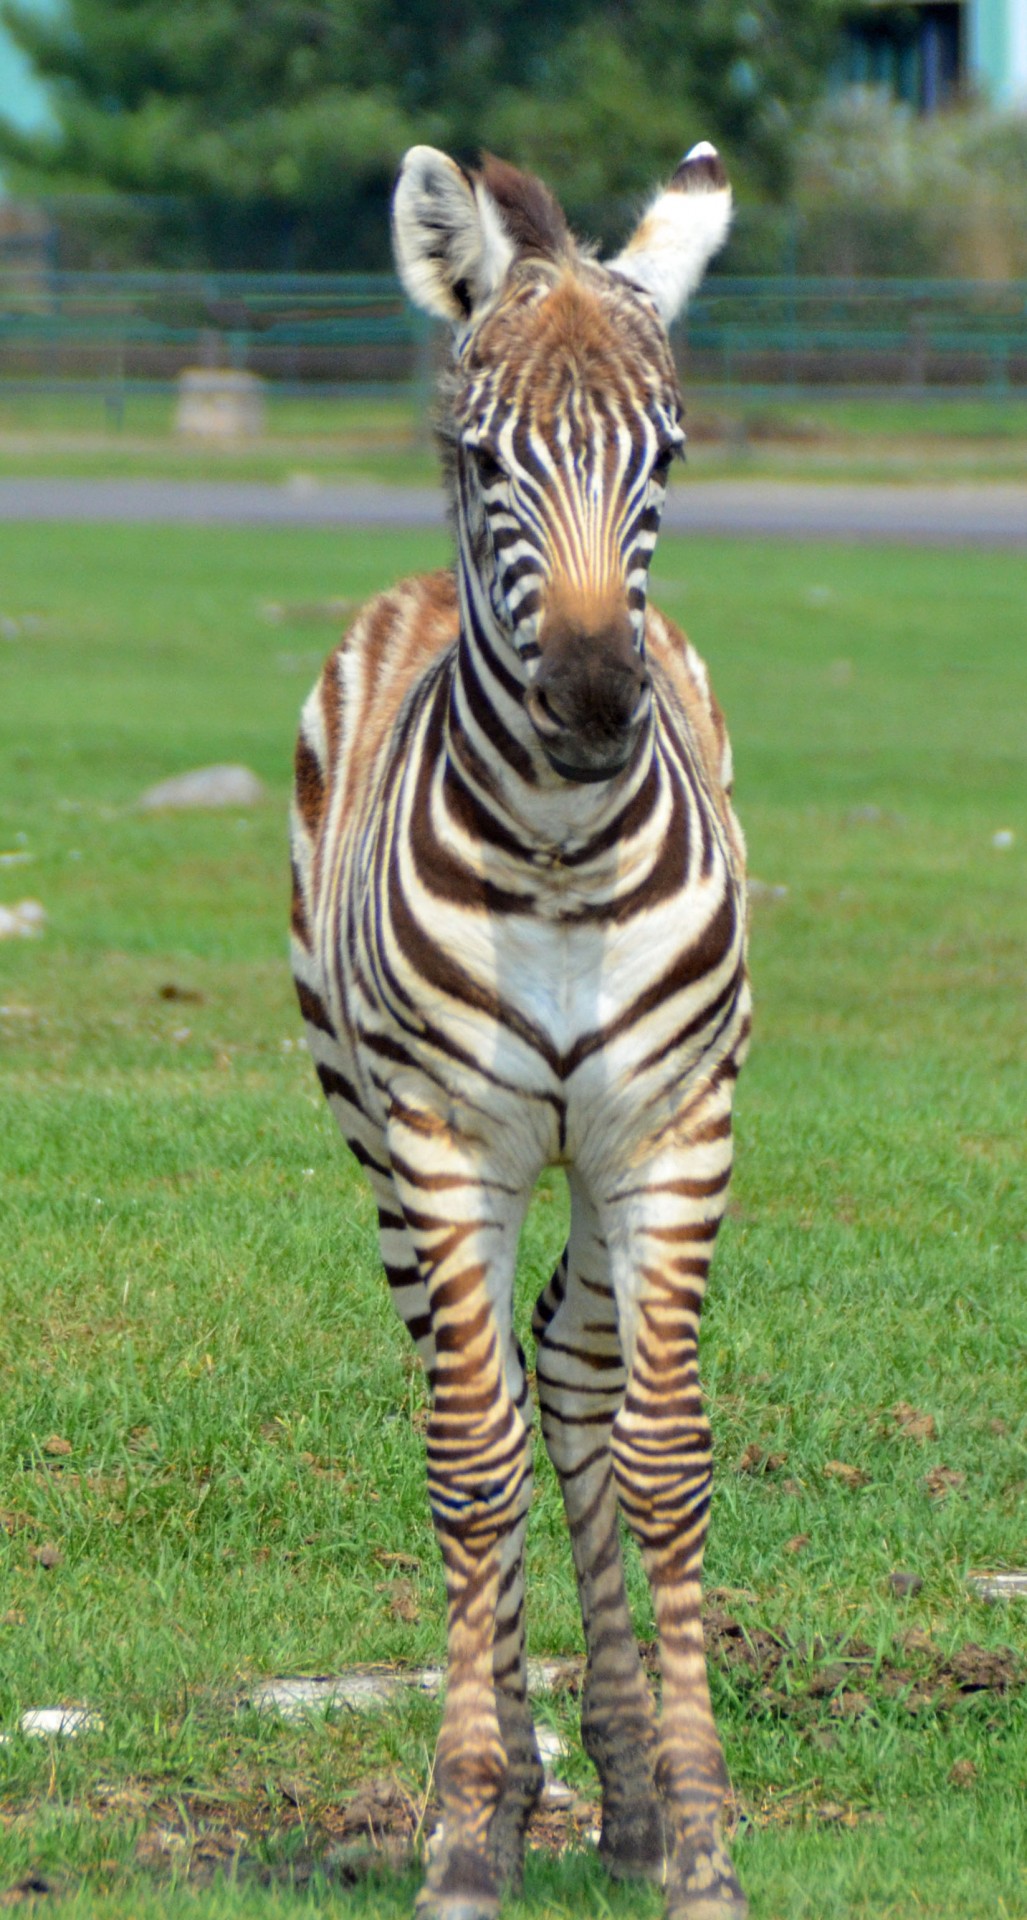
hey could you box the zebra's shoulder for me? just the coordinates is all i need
[645,603,746,880]
[296,569,459,799]
[645,603,734,795]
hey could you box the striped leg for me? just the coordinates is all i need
[487,1347,545,1891]
[533,1175,664,1883]
[606,1110,746,1920]
[385,1103,540,1920]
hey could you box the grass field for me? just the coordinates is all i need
[1,523,1025,1918]
[2,387,1027,485]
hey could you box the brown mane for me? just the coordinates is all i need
[478,152,571,262]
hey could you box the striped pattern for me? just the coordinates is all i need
[291,150,749,1920]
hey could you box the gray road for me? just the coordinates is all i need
[1,475,1026,545]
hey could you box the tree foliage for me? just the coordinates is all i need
[0,0,844,267]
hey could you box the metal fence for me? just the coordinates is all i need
[2,265,1027,404]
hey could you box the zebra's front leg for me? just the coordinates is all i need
[606,1124,746,1920]
[533,1175,664,1884]
[386,1105,541,1920]
[486,1442,544,1892]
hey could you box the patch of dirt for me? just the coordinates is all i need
[0,1878,57,1908]
[4,1609,1021,1898]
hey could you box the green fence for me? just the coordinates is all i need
[1,267,1026,404]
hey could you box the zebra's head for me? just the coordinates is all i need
[393,144,731,783]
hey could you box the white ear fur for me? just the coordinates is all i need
[610,141,732,324]
[392,145,516,324]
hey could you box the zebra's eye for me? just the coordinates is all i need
[471,446,506,490]
[651,446,678,487]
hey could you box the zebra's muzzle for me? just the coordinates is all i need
[524,643,652,782]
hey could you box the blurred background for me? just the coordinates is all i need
[2,0,1027,468]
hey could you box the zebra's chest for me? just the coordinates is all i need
[342,863,737,1136]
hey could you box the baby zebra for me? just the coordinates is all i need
[290,143,751,1920]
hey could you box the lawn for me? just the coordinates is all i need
[1,524,1025,1918]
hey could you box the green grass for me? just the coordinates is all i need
[2,387,1027,483]
[1,526,1025,1917]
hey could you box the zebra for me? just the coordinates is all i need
[290,142,751,1920]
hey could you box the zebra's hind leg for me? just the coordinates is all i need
[532,1179,665,1885]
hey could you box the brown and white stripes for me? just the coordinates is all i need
[290,143,750,1920]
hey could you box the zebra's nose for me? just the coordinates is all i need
[526,619,651,781]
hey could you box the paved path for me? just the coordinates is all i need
[1,475,1026,545]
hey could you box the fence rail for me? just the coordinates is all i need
[2,267,1027,401]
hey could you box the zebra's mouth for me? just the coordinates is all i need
[538,745,635,783]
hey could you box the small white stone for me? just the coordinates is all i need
[249,1672,407,1717]
[967,1569,1027,1600]
[20,1707,104,1739]
[991,829,1014,850]
[0,899,47,939]
[139,765,265,811]
[540,1777,576,1809]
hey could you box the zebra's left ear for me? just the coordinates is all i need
[392,145,516,325]
[609,143,732,325]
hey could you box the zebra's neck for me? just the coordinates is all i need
[448,543,657,860]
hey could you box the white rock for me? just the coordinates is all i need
[21,1707,104,1738]
[967,1569,1027,1601]
[249,1673,406,1717]
[139,765,265,811]
[0,898,46,939]
[540,1777,576,1809]
[991,829,1014,850]
[248,1659,576,1722]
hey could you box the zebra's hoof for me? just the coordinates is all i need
[599,1800,665,1883]
[665,1865,747,1920]
[415,1840,501,1920]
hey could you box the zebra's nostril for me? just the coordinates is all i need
[525,685,567,739]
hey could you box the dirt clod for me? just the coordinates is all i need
[891,1403,937,1444]
[0,1876,55,1907]
[28,1544,62,1569]
[888,1570,924,1598]
[925,1465,966,1499]
[823,1460,870,1488]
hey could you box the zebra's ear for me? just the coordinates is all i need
[392,145,516,324]
[609,143,732,325]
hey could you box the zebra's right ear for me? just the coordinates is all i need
[392,146,516,324]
